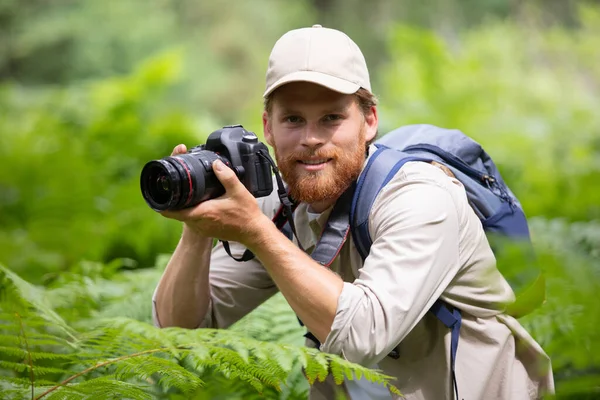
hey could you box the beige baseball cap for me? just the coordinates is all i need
[263,24,371,98]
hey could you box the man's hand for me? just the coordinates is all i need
[160,144,267,246]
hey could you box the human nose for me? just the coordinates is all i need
[299,123,325,148]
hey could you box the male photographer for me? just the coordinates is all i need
[152,25,554,399]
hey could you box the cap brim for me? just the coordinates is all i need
[263,70,360,97]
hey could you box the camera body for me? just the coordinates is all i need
[140,125,273,212]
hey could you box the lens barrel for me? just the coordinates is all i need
[140,151,226,211]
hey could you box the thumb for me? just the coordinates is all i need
[213,160,243,193]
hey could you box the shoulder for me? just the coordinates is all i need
[394,160,466,194]
[367,160,476,243]
[371,160,468,217]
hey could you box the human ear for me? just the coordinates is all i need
[364,106,378,143]
[262,111,274,147]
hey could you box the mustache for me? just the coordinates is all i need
[278,149,338,163]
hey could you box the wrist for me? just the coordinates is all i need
[244,213,277,252]
[181,224,213,248]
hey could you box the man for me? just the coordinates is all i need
[152,25,554,399]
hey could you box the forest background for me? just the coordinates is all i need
[0,0,599,398]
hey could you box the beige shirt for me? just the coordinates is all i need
[152,145,554,400]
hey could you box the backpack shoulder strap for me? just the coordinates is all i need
[350,145,431,260]
[310,183,355,267]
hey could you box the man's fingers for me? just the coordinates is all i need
[171,144,187,157]
[213,160,243,193]
[159,159,243,222]
[160,208,190,221]
[160,201,198,219]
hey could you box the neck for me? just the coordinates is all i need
[307,179,356,213]
[307,198,337,214]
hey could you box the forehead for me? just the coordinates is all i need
[270,82,355,113]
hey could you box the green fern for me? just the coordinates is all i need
[0,264,401,399]
[230,292,307,345]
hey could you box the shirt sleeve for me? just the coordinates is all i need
[320,162,463,366]
[152,179,282,330]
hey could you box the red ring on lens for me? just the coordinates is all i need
[174,158,193,206]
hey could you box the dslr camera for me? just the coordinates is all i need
[140,125,273,212]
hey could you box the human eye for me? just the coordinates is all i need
[323,114,343,122]
[283,115,303,124]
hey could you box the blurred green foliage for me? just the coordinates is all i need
[377,6,600,221]
[0,51,201,282]
[1,0,599,398]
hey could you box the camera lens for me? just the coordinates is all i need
[140,159,185,211]
[140,151,229,212]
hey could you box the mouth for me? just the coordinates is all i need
[297,158,333,171]
[298,158,332,165]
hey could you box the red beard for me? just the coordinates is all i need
[273,129,366,204]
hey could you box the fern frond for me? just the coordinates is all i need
[266,344,297,374]
[0,360,70,377]
[79,318,178,356]
[0,345,34,359]
[329,356,352,385]
[302,348,329,385]
[330,357,401,396]
[110,354,205,393]
[0,265,76,341]
[1,377,57,388]
[0,333,73,349]
[249,344,291,378]
[208,346,273,393]
[0,385,30,400]
[29,348,194,399]
[0,347,72,363]
[40,378,154,400]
